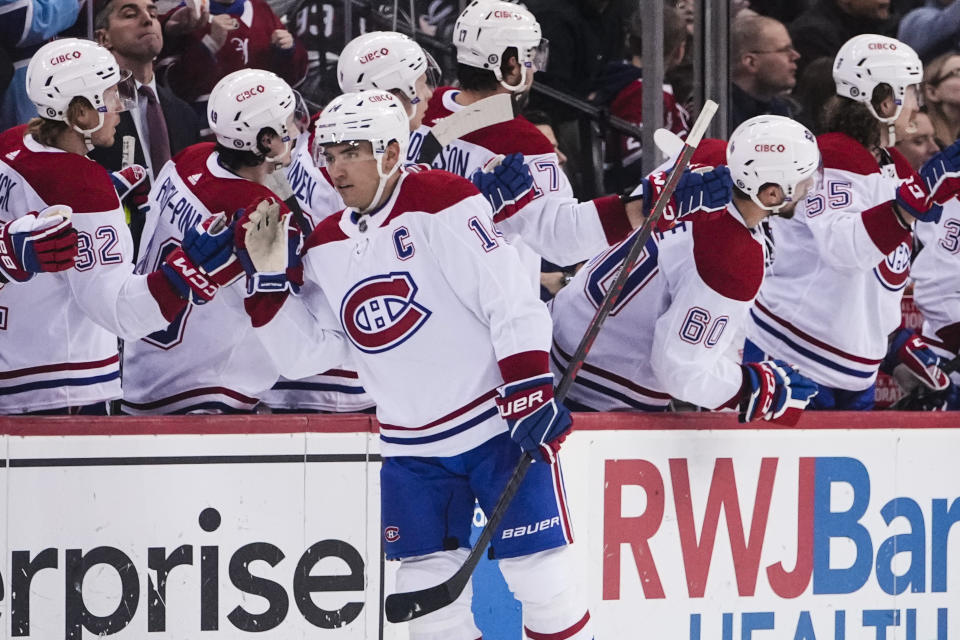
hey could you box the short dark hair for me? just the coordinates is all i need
[456,46,519,92]
[214,127,280,170]
[94,0,116,31]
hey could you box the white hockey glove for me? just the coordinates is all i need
[236,197,303,294]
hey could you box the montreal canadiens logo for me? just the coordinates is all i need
[873,242,910,291]
[384,526,400,542]
[340,272,431,353]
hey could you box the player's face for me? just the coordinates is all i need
[411,73,433,130]
[533,123,566,167]
[97,0,163,62]
[321,141,382,209]
[895,113,939,170]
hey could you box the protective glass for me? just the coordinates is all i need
[313,140,375,169]
[530,38,549,73]
[103,71,137,113]
[292,90,311,134]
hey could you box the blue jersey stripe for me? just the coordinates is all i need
[271,381,368,394]
[379,407,499,445]
[0,371,120,395]
[750,311,876,378]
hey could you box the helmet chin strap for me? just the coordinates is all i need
[865,100,902,146]
[71,111,105,153]
[357,152,400,215]
[498,64,528,93]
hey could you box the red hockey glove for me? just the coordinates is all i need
[0,206,77,282]
[740,360,818,424]
[881,329,950,392]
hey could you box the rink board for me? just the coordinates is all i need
[0,413,957,639]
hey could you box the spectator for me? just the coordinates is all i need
[793,56,837,133]
[523,0,635,196]
[895,109,940,167]
[92,0,200,179]
[923,51,960,147]
[597,5,690,192]
[90,0,201,255]
[162,0,307,136]
[897,0,960,63]
[729,14,800,129]
[524,109,568,168]
[0,0,82,130]
[789,0,896,80]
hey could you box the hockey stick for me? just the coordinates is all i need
[416,93,517,164]
[262,165,313,238]
[384,100,719,625]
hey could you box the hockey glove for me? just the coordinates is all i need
[881,328,950,392]
[920,139,960,207]
[110,165,148,203]
[497,374,572,464]
[160,212,238,304]
[236,197,303,295]
[895,168,942,223]
[625,165,733,222]
[470,152,535,219]
[739,360,818,424]
[0,206,77,282]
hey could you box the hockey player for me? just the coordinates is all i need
[744,35,960,409]
[551,115,819,421]
[264,30,442,413]
[120,68,302,414]
[414,0,655,278]
[0,38,235,414]
[906,139,960,401]
[241,90,593,639]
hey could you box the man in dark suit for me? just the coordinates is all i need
[89,0,200,254]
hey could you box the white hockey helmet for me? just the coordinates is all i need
[833,34,923,124]
[208,69,297,157]
[338,31,440,117]
[26,38,135,136]
[727,115,821,213]
[313,90,409,213]
[453,0,548,92]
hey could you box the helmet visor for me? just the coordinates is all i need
[423,50,442,93]
[103,71,137,113]
[530,38,549,73]
[292,90,311,134]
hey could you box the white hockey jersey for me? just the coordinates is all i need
[122,143,294,414]
[551,205,765,411]
[412,87,633,273]
[283,125,343,226]
[254,168,553,457]
[745,133,914,391]
[911,198,960,361]
[0,124,173,413]
[261,126,376,413]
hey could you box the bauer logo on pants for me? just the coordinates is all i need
[340,272,431,353]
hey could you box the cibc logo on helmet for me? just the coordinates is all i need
[359,48,390,64]
[368,93,395,103]
[493,9,519,19]
[755,144,787,152]
[869,42,897,50]
[236,85,266,102]
[50,51,82,66]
